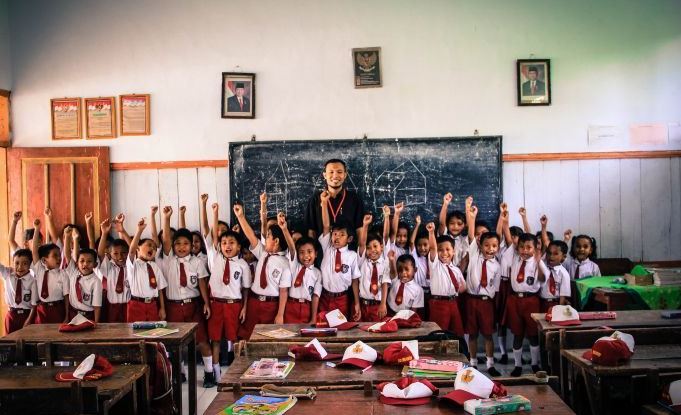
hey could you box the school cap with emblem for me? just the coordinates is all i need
[441,367,508,405]
[288,338,342,361]
[660,380,681,413]
[55,354,114,382]
[59,313,96,332]
[337,341,379,369]
[382,340,419,365]
[377,377,439,405]
[545,304,581,326]
[582,331,635,366]
[315,309,358,330]
[390,309,423,328]
[360,319,398,333]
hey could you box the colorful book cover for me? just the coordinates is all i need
[241,360,295,379]
[132,327,179,338]
[256,329,297,339]
[218,395,297,415]
[409,358,465,372]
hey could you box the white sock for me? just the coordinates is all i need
[497,336,507,354]
[203,357,213,372]
[513,348,523,367]
[530,345,541,366]
[227,341,233,352]
[213,363,221,378]
[470,358,478,367]
[182,365,188,376]
[486,358,494,369]
[464,333,470,344]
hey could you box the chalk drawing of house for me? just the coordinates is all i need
[373,160,427,207]
[264,161,288,215]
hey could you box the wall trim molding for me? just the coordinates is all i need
[110,159,228,170]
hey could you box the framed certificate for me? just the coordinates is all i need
[352,47,382,88]
[119,94,150,135]
[51,98,82,140]
[84,97,116,139]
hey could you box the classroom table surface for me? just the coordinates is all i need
[561,344,681,375]
[249,322,440,342]
[0,322,196,344]
[206,385,575,414]
[218,354,468,390]
[531,310,681,333]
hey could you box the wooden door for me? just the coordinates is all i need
[7,146,110,251]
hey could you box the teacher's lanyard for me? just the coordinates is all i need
[327,189,347,223]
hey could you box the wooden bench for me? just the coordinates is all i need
[0,339,24,366]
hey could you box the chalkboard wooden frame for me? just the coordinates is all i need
[228,136,503,229]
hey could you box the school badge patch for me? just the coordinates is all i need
[190,275,198,285]
[83,293,90,302]
[23,293,31,302]
[234,271,241,280]
[341,264,349,273]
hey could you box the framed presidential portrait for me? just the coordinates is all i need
[222,72,255,119]
[352,47,382,88]
[517,59,551,106]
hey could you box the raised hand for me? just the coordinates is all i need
[415,215,422,225]
[33,218,41,228]
[563,229,573,242]
[162,206,172,218]
[84,212,93,222]
[363,214,373,226]
[382,205,391,217]
[150,206,159,216]
[137,218,147,231]
[100,218,112,234]
[465,196,473,210]
[233,204,244,218]
[179,206,186,214]
[500,202,508,212]
[426,222,435,233]
[44,207,53,217]
[470,205,479,217]
[212,202,219,213]
[200,193,209,203]
[394,202,404,213]
[387,250,396,261]
[540,215,548,227]
[519,207,527,217]
[320,191,330,204]
[443,193,453,204]
[259,192,267,204]
[12,211,22,222]
[277,212,287,229]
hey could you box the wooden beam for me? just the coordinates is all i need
[110,159,228,171]
[503,150,681,162]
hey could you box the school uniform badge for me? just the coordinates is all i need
[272,269,281,279]
[341,264,349,273]
[83,293,90,302]
[234,271,241,280]
[190,275,198,285]
[526,276,535,285]
[23,293,31,302]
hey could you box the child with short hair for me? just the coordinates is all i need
[31,218,69,324]
[1,248,37,333]
[97,218,131,323]
[357,213,391,321]
[464,197,502,376]
[438,193,468,266]
[278,213,321,324]
[426,221,466,337]
[206,202,251,374]
[64,228,102,323]
[233,203,291,339]
[386,253,425,315]
[317,191,361,320]
[126,218,167,323]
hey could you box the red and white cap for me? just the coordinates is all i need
[59,314,96,332]
[382,340,419,365]
[377,377,439,405]
[360,320,398,333]
[582,331,635,366]
[545,305,581,326]
[337,341,378,369]
[441,367,508,405]
[55,354,114,382]
[390,310,423,328]
[316,309,358,330]
[288,338,342,361]
[660,380,681,413]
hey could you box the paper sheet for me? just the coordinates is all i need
[629,123,668,146]
[588,125,622,146]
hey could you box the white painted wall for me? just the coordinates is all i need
[7,0,681,162]
[0,0,10,89]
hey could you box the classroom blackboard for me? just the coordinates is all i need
[229,136,502,230]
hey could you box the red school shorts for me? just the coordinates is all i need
[4,308,31,334]
[505,293,540,337]
[318,292,349,317]
[359,302,381,322]
[166,300,208,344]
[208,299,241,342]
[237,296,279,340]
[465,296,496,337]
[284,298,312,324]
[106,302,128,323]
[126,298,159,322]
[428,297,464,337]
[68,307,95,322]
[35,300,66,324]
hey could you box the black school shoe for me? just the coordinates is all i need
[487,367,501,377]
[498,354,508,364]
[531,365,541,374]
[510,366,523,377]
[203,371,217,388]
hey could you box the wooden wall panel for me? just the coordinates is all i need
[670,158,681,260]
[577,160,601,249]
[598,159,621,258]
[177,169,199,231]
[24,162,46,239]
[74,162,96,243]
[619,159,643,261]
[123,170,159,240]
[47,163,71,235]
[157,169,179,227]
[542,162,564,239]
[110,170,127,230]
[522,162,544,233]
[559,161,580,237]
[502,162,524,228]
[215,167,231,225]
[641,158,672,261]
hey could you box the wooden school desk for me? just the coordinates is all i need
[0,323,198,415]
[248,322,440,343]
[206,385,575,415]
[531,310,681,376]
[562,344,681,415]
[0,364,148,415]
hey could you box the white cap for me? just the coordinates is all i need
[391,310,416,321]
[548,305,581,325]
[401,340,420,360]
[338,341,378,369]
[72,354,96,379]
[305,338,328,359]
[69,314,92,326]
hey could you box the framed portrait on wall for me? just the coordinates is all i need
[119,94,150,136]
[84,96,116,139]
[222,72,255,119]
[517,59,551,106]
[51,97,82,140]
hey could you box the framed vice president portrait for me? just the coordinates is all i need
[517,59,551,106]
[222,72,255,119]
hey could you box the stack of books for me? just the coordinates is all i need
[651,268,681,287]
[241,359,295,380]
[402,358,465,379]
[218,395,297,415]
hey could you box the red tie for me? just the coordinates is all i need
[41,270,49,299]
[516,260,526,283]
[222,259,231,285]
[395,282,404,305]
[15,277,23,304]
[147,263,158,288]
[548,268,557,295]
[480,259,488,289]
[425,260,430,280]
[102,275,107,291]
[115,266,125,294]
[75,275,83,302]
[294,266,306,287]
[334,250,342,273]
[179,262,187,287]
[370,262,379,295]
[447,266,460,291]
[260,254,271,289]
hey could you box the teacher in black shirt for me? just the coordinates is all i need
[305,159,365,240]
